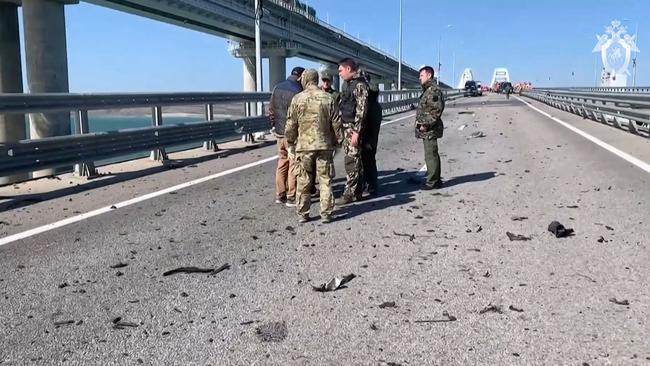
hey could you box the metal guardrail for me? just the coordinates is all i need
[0,89,443,180]
[524,88,650,137]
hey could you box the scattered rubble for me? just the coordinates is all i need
[312,274,356,292]
[548,221,575,238]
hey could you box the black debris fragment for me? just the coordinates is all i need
[506,232,531,241]
[479,304,504,314]
[54,320,75,326]
[468,131,486,138]
[609,298,630,306]
[509,305,524,312]
[511,216,528,221]
[163,267,214,276]
[240,320,255,326]
[312,274,356,292]
[393,231,416,241]
[548,221,575,238]
[379,301,396,309]
[239,215,255,220]
[370,323,379,330]
[112,317,139,329]
[58,283,69,289]
[110,205,117,210]
[414,310,457,323]
[285,226,295,231]
[605,225,614,231]
[256,321,288,342]
[597,236,608,243]
[208,263,231,276]
[110,262,128,269]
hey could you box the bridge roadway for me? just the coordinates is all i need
[0,94,649,365]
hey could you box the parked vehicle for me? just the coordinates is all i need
[464,80,479,97]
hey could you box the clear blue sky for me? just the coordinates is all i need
[17,0,650,92]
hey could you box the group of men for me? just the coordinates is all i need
[269,58,445,223]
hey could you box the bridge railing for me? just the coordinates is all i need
[0,90,430,180]
[523,88,650,137]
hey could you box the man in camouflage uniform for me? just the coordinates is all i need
[415,66,445,190]
[336,58,369,204]
[285,69,344,224]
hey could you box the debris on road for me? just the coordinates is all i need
[548,221,575,238]
[458,111,474,115]
[509,305,524,312]
[112,316,139,329]
[209,263,231,276]
[506,232,531,241]
[468,131,486,139]
[256,321,288,342]
[163,264,231,277]
[379,301,396,309]
[312,274,356,292]
[393,231,416,241]
[53,320,75,326]
[109,262,128,269]
[605,225,614,231]
[609,298,630,306]
[479,304,504,314]
[414,310,457,323]
[597,236,608,243]
[458,124,468,131]
[511,216,528,221]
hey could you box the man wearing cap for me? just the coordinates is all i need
[320,72,340,103]
[415,65,445,190]
[269,66,305,206]
[285,69,344,224]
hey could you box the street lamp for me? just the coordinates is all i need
[437,24,452,85]
[398,0,403,90]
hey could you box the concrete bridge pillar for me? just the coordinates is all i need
[22,0,73,177]
[268,56,286,90]
[0,1,28,184]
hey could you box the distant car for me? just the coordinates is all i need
[475,81,484,96]
[481,85,489,92]
[464,80,479,97]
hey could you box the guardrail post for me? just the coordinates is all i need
[73,110,98,178]
[150,106,168,162]
[203,103,219,151]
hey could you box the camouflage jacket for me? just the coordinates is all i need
[340,73,369,135]
[285,85,344,152]
[415,79,445,139]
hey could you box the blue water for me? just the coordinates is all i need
[88,115,208,166]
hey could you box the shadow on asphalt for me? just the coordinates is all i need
[0,141,275,213]
[331,169,497,221]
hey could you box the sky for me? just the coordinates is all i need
[15,0,650,92]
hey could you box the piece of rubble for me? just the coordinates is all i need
[609,298,630,306]
[548,221,575,238]
[312,274,356,292]
[506,232,531,241]
[479,304,504,314]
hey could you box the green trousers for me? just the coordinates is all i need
[423,138,441,186]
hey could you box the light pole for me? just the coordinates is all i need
[398,0,403,90]
[254,0,263,115]
[437,24,452,85]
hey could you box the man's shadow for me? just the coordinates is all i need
[327,169,497,221]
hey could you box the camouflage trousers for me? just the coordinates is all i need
[295,150,335,218]
[343,129,363,199]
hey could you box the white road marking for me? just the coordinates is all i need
[0,156,279,247]
[381,113,416,126]
[516,96,650,174]
[0,111,420,247]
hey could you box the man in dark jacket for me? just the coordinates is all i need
[269,66,304,206]
[360,72,382,197]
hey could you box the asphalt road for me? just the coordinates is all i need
[0,94,648,365]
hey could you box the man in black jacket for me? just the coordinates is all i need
[269,66,304,206]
